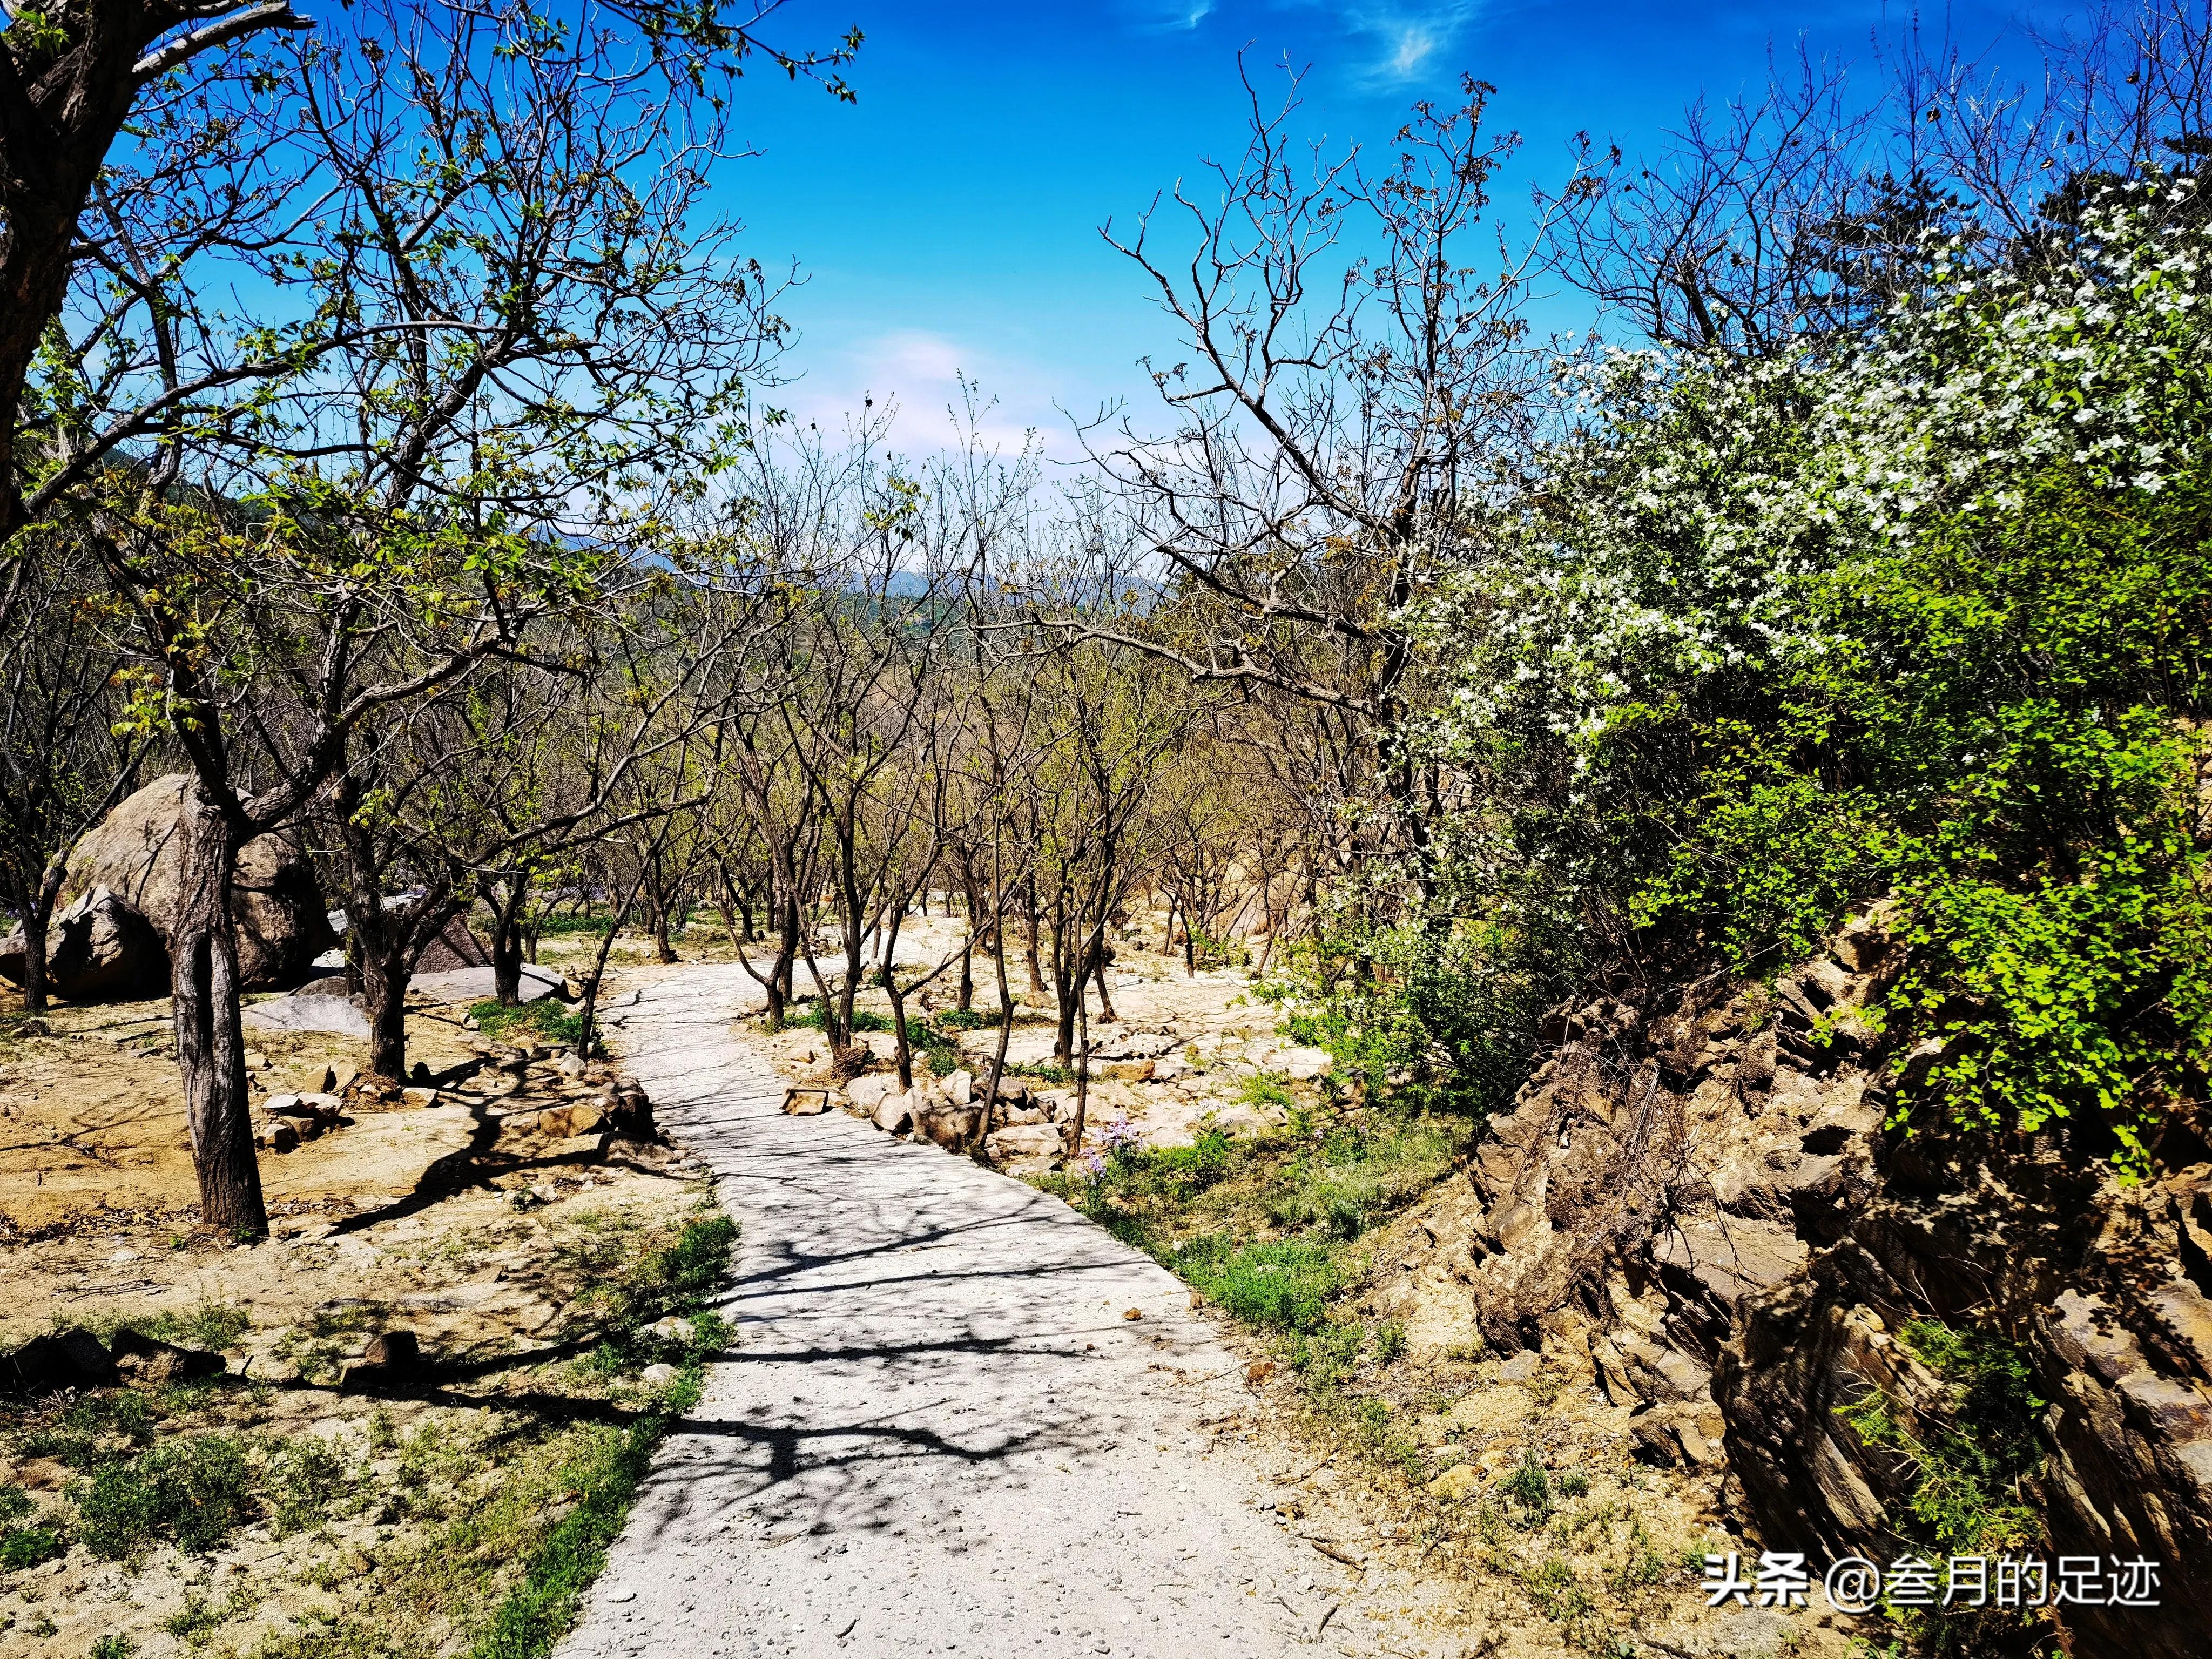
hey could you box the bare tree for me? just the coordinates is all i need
[0,534,143,1008]
[1540,3,2212,353]
[1067,66,1548,896]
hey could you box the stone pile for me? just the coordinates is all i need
[246,1041,655,1163]
[804,1063,1076,1169]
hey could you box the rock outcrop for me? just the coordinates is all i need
[1412,913,2212,1658]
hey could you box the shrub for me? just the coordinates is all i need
[1417,186,2212,1172]
[1500,1449,1553,1524]
[1373,1320,1407,1365]
[1836,1317,2043,1557]
[268,1435,352,1536]
[72,1434,254,1558]
[0,1525,60,1569]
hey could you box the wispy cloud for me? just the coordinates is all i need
[1123,0,1217,33]
[1341,2,1488,85]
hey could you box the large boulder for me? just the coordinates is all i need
[414,912,491,972]
[60,774,333,991]
[0,885,168,1001]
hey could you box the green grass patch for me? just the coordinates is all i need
[469,999,586,1048]
[1169,1236,1344,1333]
[78,1300,251,1355]
[787,1000,891,1034]
[929,1006,998,1030]
[533,913,610,937]
[461,1212,733,1659]
[463,1385,692,1659]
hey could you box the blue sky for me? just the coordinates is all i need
[721,1,2046,457]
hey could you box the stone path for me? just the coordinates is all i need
[559,965,1360,1659]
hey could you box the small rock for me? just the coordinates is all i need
[1495,1351,1540,1384]
[945,1068,973,1106]
[6,1327,118,1391]
[558,1051,588,1079]
[847,1073,893,1111]
[640,1363,679,1387]
[111,1331,225,1387]
[266,1122,300,1153]
[1122,1307,1142,1321]
[983,1123,1065,1164]
[644,1317,690,1344]
[1427,1465,1483,1500]
[244,1048,269,1070]
[363,1330,419,1370]
[872,1092,914,1136]
[401,1087,439,1108]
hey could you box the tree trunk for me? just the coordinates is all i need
[710,863,743,950]
[1068,981,1091,1161]
[357,931,409,1082]
[16,861,63,1013]
[1022,878,1046,1000]
[645,854,677,963]
[575,875,642,1060]
[485,875,531,1004]
[1052,904,1080,1067]
[171,787,266,1237]
[970,896,1016,1155]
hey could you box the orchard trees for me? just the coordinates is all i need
[2,0,857,1235]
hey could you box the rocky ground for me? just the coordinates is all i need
[0,970,723,1659]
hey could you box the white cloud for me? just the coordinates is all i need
[1346,3,1487,85]
[774,327,1092,466]
[1126,0,1217,32]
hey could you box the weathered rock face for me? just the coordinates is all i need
[61,774,333,990]
[1431,914,2212,1659]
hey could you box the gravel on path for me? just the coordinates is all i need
[558,965,1362,1659]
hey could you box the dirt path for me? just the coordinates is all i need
[561,964,1370,1659]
